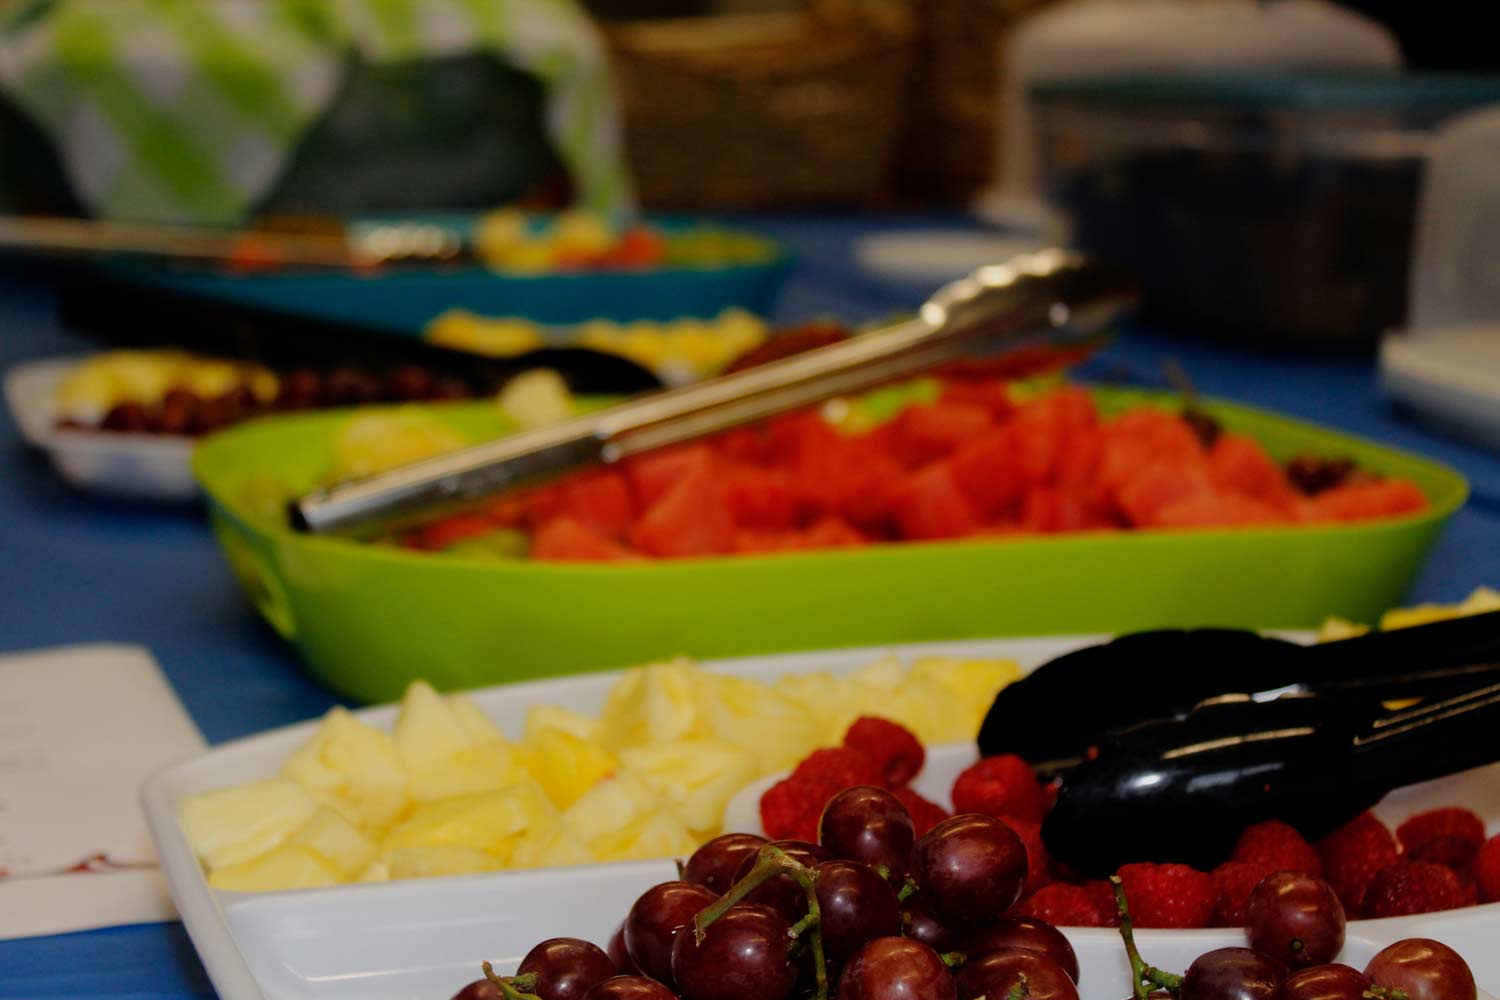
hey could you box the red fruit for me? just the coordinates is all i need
[888,463,982,541]
[1232,820,1323,877]
[938,378,1017,422]
[556,470,637,540]
[1001,817,1054,897]
[1019,487,1114,533]
[1115,862,1217,928]
[1362,860,1470,918]
[629,470,735,558]
[623,443,716,507]
[843,717,925,787]
[890,787,950,838]
[1013,882,1117,927]
[1477,834,1500,904]
[417,513,497,550]
[1396,808,1487,869]
[1150,492,1287,529]
[950,755,1047,823]
[722,467,801,531]
[791,747,884,790]
[797,516,867,549]
[946,431,1023,517]
[760,776,841,843]
[1312,479,1428,521]
[883,401,994,468]
[531,517,639,562]
[1114,461,1216,527]
[1211,860,1276,927]
[1207,433,1294,506]
[1316,812,1398,917]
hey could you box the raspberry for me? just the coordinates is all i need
[1362,860,1470,918]
[843,716,925,787]
[1232,820,1322,876]
[790,747,883,790]
[760,775,840,842]
[999,817,1054,897]
[1014,882,1117,927]
[1116,862,1217,928]
[890,787,950,838]
[1478,834,1500,904]
[1316,811,1398,916]
[1396,808,1487,869]
[950,754,1047,822]
[1211,861,1276,927]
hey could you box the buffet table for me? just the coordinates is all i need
[1,215,1497,999]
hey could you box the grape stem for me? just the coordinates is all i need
[1366,989,1410,1000]
[481,963,542,1000]
[693,845,829,1000]
[1109,876,1183,999]
[897,877,918,902]
[940,951,966,969]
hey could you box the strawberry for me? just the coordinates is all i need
[1316,811,1398,916]
[1000,817,1054,897]
[1212,860,1276,927]
[1013,882,1118,927]
[843,717,925,787]
[1396,808,1487,869]
[950,754,1047,823]
[891,787,950,838]
[1232,819,1323,876]
[1361,860,1469,918]
[760,775,841,843]
[1116,862,1217,928]
[1478,834,1500,904]
[790,747,883,790]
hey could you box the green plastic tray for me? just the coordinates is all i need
[193,388,1467,704]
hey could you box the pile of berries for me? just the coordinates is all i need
[766,725,1500,928]
[447,787,1479,1000]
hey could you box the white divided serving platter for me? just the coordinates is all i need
[142,636,1500,1000]
[4,356,199,500]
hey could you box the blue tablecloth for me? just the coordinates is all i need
[1,216,1497,999]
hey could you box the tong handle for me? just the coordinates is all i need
[1352,678,1500,790]
[291,251,1137,536]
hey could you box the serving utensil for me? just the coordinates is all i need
[289,250,1138,536]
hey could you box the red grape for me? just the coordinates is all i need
[908,814,1027,925]
[965,916,1079,983]
[835,937,957,1000]
[622,881,718,986]
[607,925,636,973]
[101,402,150,432]
[1245,873,1345,970]
[518,938,618,1000]
[820,787,916,877]
[733,840,831,926]
[450,980,501,1000]
[684,834,767,895]
[1180,947,1285,1000]
[956,947,1078,1000]
[1275,964,1370,1000]
[901,892,962,953]
[814,860,903,962]
[1364,939,1476,1000]
[581,976,679,1000]
[670,903,794,1000]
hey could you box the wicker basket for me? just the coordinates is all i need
[606,2,914,210]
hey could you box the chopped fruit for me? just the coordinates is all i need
[287,807,378,878]
[1231,820,1323,877]
[381,783,557,860]
[524,727,619,811]
[1316,811,1398,916]
[1014,881,1118,927]
[281,706,409,833]
[1115,862,1218,929]
[950,755,1046,823]
[1396,808,1486,869]
[1362,860,1471,918]
[387,845,503,880]
[208,844,342,892]
[180,778,320,872]
[618,740,757,835]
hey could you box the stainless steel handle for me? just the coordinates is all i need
[290,249,1138,536]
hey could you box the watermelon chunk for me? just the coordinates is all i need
[630,469,736,557]
[883,401,994,468]
[1020,487,1115,533]
[1208,434,1294,506]
[417,513,497,550]
[1115,461,1217,527]
[622,443,716,507]
[947,430,1023,516]
[532,516,639,561]
[1151,494,1288,529]
[939,377,1017,421]
[556,469,637,540]
[888,464,982,540]
[1311,480,1428,522]
[723,466,802,531]
[735,515,867,554]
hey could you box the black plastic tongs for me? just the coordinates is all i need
[975,612,1500,874]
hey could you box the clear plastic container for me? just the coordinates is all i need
[1032,72,1500,350]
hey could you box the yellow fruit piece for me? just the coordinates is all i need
[1459,586,1500,614]
[356,861,391,883]
[387,845,504,880]
[772,672,857,745]
[549,210,617,255]
[1317,616,1371,642]
[1381,604,1463,630]
[509,825,595,870]
[524,727,618,810]
[473,209,528,257]
[395,683,526,799]
[589,811,699,863]
[421,742,531,801]
[282,706,409,832]
[180,777,319,871]
[598,659,706,750]
[693,674,819,774]
[619,739,757,835]
[427,311,546,359]
[382,783,556,859]
[497,369,575,428]
[562,773,659,845]
[906,658,1021,740]
[209,844,341,892]
[329,411,466,483]
[287,807,377,878]
[524,705,600,744]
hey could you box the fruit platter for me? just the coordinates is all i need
[142,632,1500,1000]
[190,377,1465,701]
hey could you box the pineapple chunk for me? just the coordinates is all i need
[415,743,530,801]
[209,845,341,892]
[524,727,618,810]
[282,706,409,832]
[330,411,466,483]
[524,705,601,744]
[180,778,319,871]
[388,845,504,880]
[907,658,1020,739]
[509,825,595,870]
[396,683,526,799]
[382,782,556,860]
[1317,616,1371,642]
[287,807,377,878]
[562,773,659,845]
[772,672,856,745]
[590,811,700,863]
[597,659,706,750]
[619,739,757,835]
[693,673,820,774]
[356,860,392,883]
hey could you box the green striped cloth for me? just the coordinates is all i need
[0,0,631,222]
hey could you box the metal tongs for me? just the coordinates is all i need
[290,250,1139,537]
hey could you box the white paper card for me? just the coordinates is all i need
[0,644,206,939]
